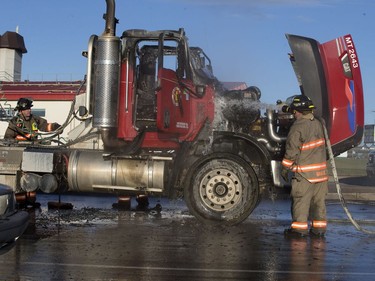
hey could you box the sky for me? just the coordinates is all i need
[1,0,375,124]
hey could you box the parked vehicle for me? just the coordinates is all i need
[366,150,375,181]
[0,184,29,247]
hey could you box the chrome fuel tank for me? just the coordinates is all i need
[67,150,167,193]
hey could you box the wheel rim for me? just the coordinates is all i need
[199,168,242,211]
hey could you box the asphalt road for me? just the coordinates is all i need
[0,180,375,281]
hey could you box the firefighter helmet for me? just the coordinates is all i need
[15,97,33,111]
[289,95,315,112]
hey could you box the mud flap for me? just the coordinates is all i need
[287,34,364,156]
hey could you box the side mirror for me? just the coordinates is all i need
[78,106,88,117]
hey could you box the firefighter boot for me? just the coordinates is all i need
[136,194,149,211]
[310,220,326,238]
[309,228,326,238]
[113,196,131,210]
[284,228,308,238]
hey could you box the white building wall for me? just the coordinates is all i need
[0,49,22,81]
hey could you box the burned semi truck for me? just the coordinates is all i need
[0,0,364,225]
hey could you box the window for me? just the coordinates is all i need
[32,109,46,117]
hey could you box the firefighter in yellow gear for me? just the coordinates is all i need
[4,97,61,140]
[281,95,328,238]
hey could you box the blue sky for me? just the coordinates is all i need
[1,0,375,123]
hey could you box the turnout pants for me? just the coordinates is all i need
[290,175,328,234]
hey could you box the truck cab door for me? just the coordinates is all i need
[155,38,192,139]
[155,37,214,142]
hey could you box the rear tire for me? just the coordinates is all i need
[184,153,259,226]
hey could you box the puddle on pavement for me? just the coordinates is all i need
[20,195,193,242]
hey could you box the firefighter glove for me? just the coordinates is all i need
[51,122,61,131]
[281,168,289,182]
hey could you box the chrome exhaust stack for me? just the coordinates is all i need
[92,0,121,130]
[83,0,125,150]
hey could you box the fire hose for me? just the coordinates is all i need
[321,119,375,235]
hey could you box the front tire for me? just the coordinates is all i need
[184,153,259,226]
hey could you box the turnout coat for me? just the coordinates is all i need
[281,113,328,183]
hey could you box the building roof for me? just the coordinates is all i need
[0,81,84,101]
[0,31,27,53]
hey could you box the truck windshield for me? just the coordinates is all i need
[189,47,215,81]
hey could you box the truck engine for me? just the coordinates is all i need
[0,0,364,225]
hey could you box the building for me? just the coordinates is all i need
[0,31,27,82]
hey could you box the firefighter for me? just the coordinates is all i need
[281,95,328,238]
[4,97,61,140]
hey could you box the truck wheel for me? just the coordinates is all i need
[184,153,259,226]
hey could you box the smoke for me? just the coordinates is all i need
[201,89,281,155]
[213,95,228,131]
[213,94,278,132]
[201,93,275,155]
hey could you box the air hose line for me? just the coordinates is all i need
[321,118,375,235]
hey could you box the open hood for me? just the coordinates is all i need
[287,34,364,156]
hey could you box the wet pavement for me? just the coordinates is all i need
[0,180,375,281]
